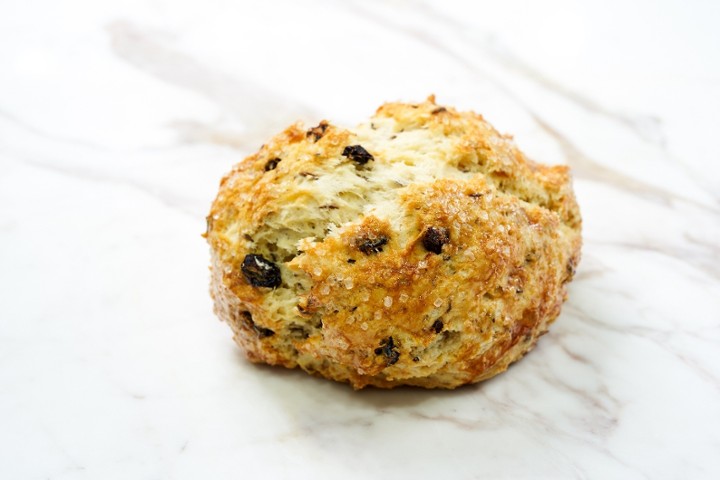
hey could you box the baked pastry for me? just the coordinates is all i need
[205,96,581,389]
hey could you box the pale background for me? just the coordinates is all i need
[1,0,719,479]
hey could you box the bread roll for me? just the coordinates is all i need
[205,96,581,389]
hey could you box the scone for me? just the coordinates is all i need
[205,96,581,389]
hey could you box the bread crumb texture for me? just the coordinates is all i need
[206,96,582,389]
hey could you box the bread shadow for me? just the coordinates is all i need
[237,350,487,412]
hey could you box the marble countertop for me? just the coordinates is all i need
[2,0,719,478]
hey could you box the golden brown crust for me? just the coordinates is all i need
[206,96,582,389]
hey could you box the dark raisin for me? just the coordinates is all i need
[264,158,281,171]
[347,259,356,264]
[307,121,329,142]
[240,311,275,338]
[374,336,400,366]
[255,325,275,337]
[342,145,374,165]
[241,254,282,288]
[431,319,444,333]
[412,356,420,362]
[431,107,447,114]
[422,227,450,254]
[357,236,388,255]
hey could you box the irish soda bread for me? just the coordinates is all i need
[205,96,581,389]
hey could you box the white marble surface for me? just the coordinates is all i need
[1,0,719,478]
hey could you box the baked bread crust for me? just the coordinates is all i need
[206,96,581,389]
